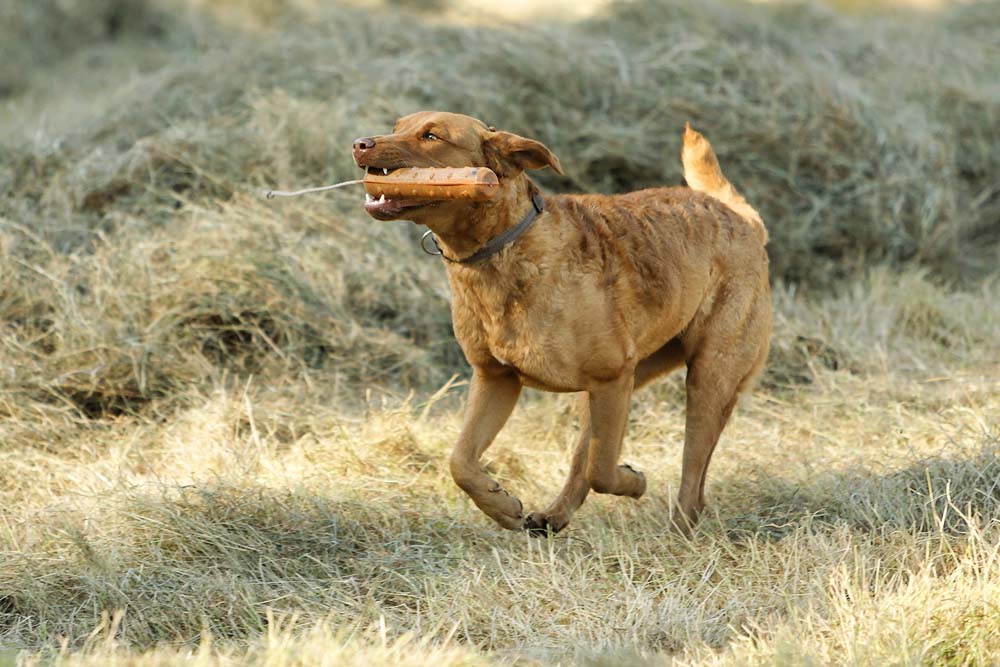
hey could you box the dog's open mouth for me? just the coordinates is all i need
[361,166,434,220]
[363,192,430,219]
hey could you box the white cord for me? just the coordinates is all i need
[262,179,364,199]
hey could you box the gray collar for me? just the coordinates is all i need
[420,190,545,265]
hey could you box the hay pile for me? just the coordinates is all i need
[1,0,997,415]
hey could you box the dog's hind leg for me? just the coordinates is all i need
[673,323,768,535]
[449,369,525,530]
[672,361,738,535]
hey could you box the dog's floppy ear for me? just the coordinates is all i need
[484,130,564,176]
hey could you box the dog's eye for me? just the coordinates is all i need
[421,131,440,141]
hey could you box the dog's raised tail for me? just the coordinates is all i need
[681,123,766,243]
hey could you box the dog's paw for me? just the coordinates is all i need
[523,512,568,537]
[621,463,647,499]
[669,502,703,537]
[481,483,525,530]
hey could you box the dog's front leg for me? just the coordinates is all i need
[524,393,592,535]
[448,369,525,530]
[585,374,647,499]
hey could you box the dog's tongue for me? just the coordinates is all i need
[362,193,427,219]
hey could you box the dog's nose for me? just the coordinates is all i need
[352,137,376,164]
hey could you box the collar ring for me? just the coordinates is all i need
[420,229,446,258]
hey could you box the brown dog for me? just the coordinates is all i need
[352,112,770,534]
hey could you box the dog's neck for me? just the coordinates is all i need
[424,176,537,262]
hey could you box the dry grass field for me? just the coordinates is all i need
[2,0,998,665]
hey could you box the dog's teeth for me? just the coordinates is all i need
[365,193,373,203]
[382,168,389,175]
[379,194,386,203]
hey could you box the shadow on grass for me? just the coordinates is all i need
[714,438,1000,543]
[2,483,478,648]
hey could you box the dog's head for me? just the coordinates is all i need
[352,111,562,221]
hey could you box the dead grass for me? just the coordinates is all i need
[1,0,999,665]
[2,270,998,665]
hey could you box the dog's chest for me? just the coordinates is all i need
[453,286,557,380]
[487,331,580,392]
[450,271,625,391]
